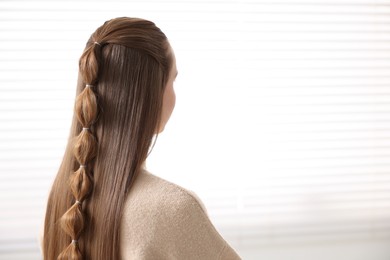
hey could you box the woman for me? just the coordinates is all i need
[42,17,240,260]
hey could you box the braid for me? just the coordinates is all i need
[58,41,100,260]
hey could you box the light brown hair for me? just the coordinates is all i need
[43,17,173,260]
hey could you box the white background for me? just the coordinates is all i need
[1,0,390,259]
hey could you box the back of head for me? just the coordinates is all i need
[43,17,173,260]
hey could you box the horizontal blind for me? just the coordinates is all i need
[1,1,390,259]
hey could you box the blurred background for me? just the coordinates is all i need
[1,0,390,259]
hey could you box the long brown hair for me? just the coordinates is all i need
[43,17,173,260]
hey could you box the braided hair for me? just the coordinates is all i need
[57,42,100,259]
[43,17,173,260]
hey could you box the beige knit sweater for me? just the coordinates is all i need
[120,170,240,259]
[40,170,241,259]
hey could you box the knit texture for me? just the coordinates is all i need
[120,170,241,260]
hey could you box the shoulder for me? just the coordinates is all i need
[120,170,241,260]
[124,170,204,213]
[122,170,210,233]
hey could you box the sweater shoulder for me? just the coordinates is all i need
[126,170,204,211]
[121,170,209,241]
[120,170,240,260]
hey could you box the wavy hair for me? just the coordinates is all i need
[43,17,173,260]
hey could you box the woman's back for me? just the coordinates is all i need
[42,17,240,259]
[120,170,240,259]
